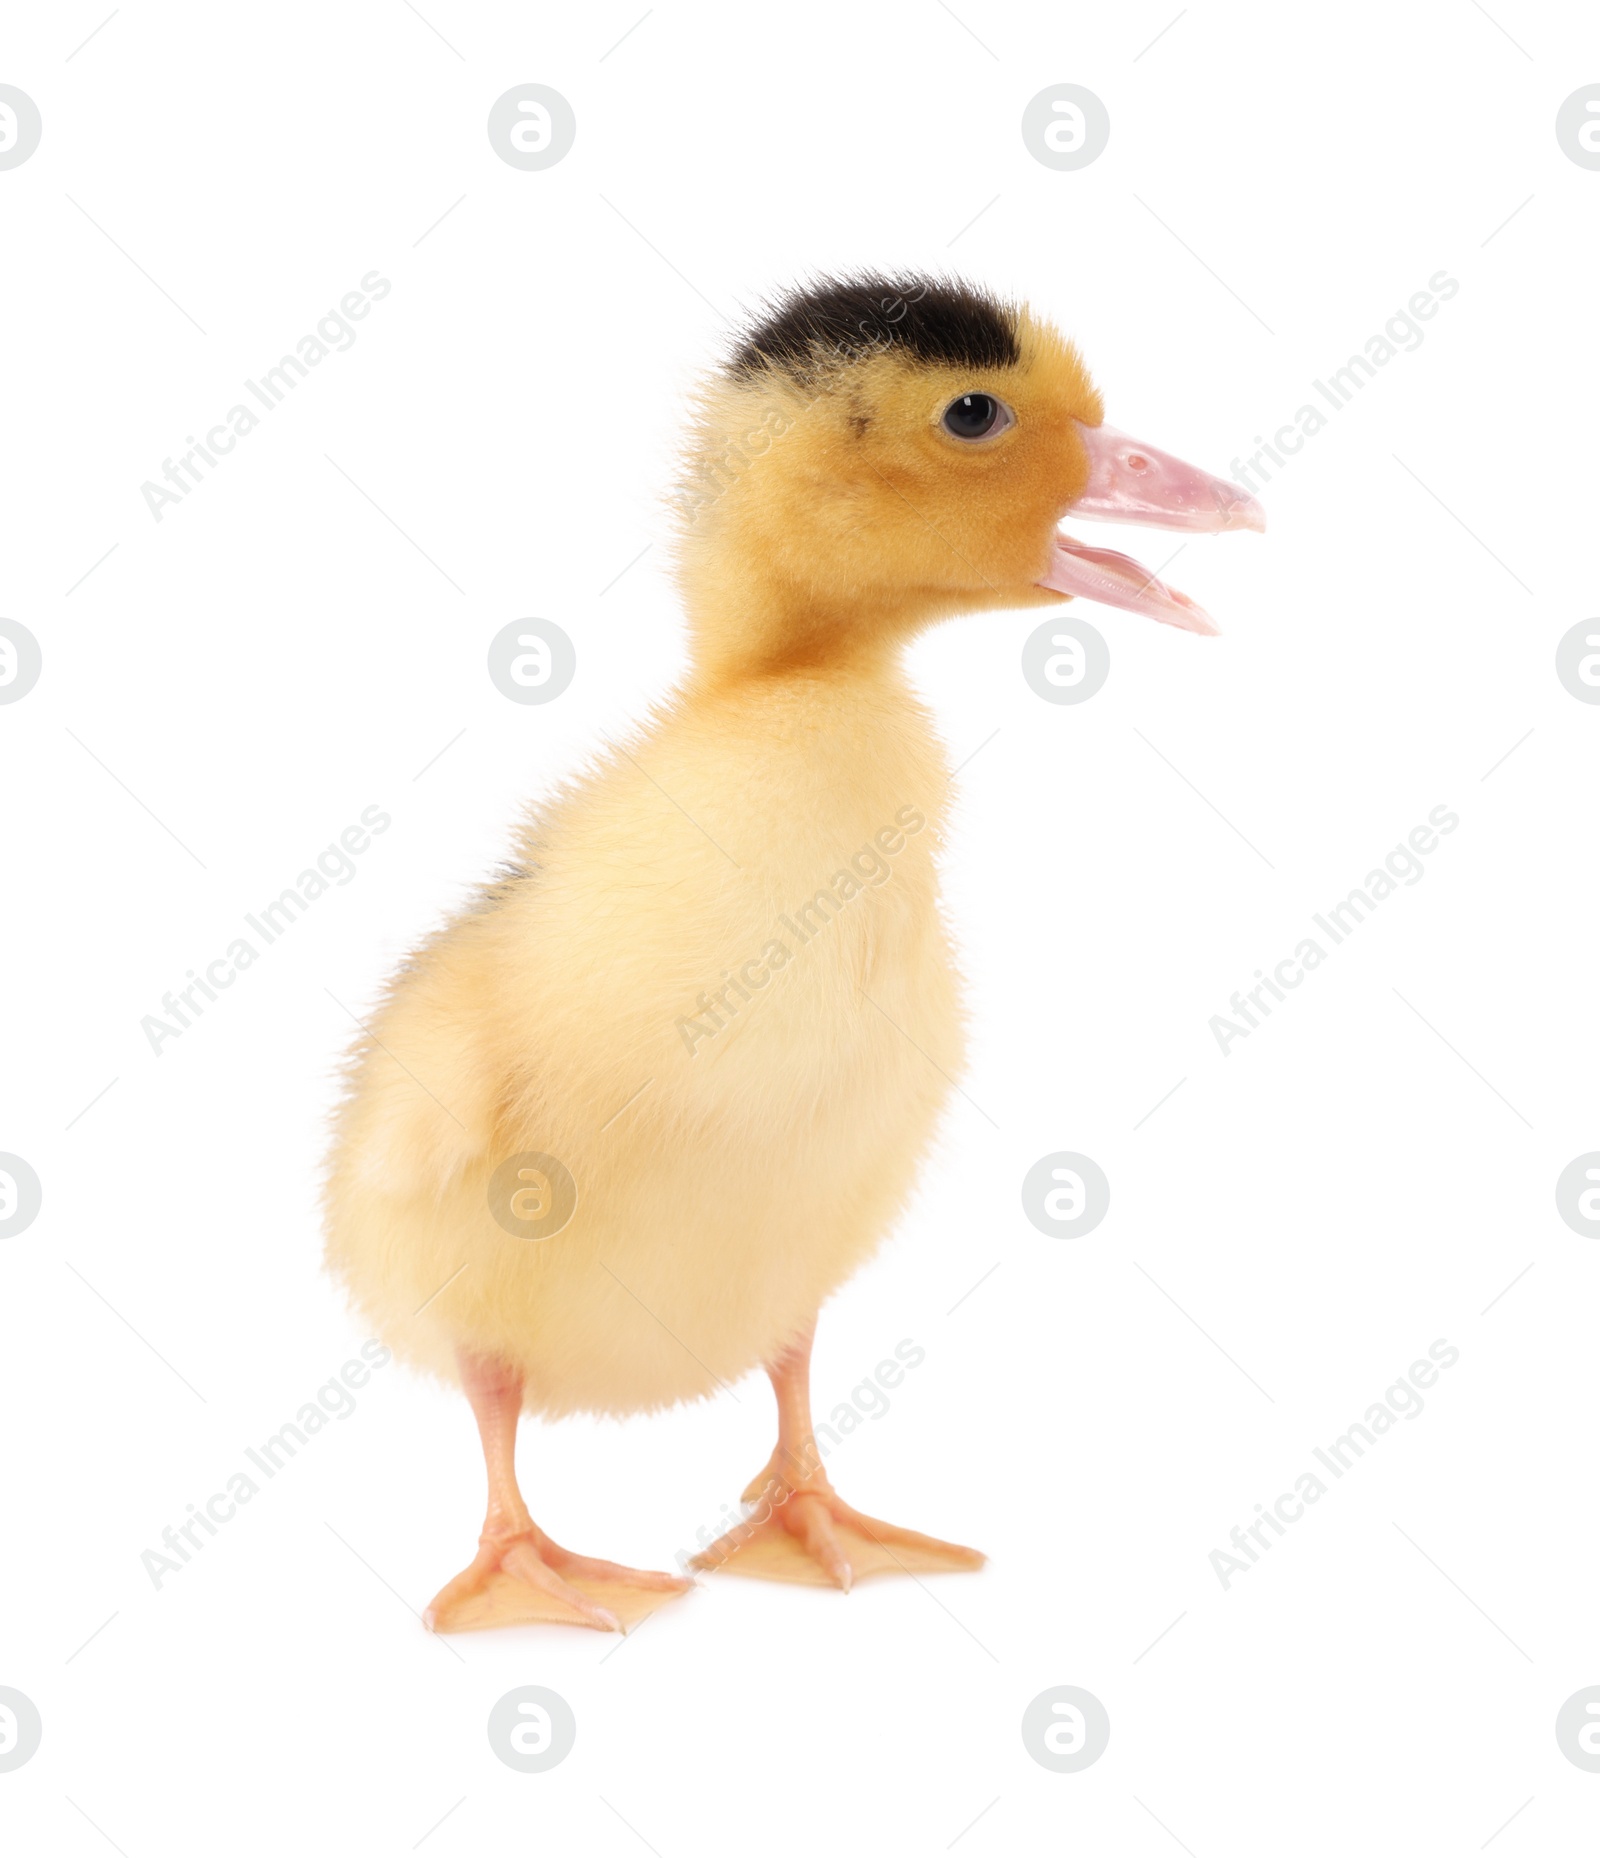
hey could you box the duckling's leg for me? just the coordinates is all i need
[424,1350,692,1634]
[691,1324,985,1590]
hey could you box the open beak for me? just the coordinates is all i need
[1038,422,1265,636]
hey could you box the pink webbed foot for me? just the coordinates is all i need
[426,1521,692,1634]
[426,1349,691,1635]
[691,1457,985,1591]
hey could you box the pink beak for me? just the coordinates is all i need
[1038,422,1265,636]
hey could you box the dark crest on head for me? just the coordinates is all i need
[727,273,1020,383]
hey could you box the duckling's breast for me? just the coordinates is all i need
[324,674,965,1414]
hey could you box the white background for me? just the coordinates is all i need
[3,1,1598,1851]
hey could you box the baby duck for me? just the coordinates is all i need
[323,274,1262,1632]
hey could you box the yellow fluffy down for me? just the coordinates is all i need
[322,671,961,1418]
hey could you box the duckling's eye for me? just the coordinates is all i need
[941,392,1012,442]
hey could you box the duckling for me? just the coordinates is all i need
[323,274,1263,1632]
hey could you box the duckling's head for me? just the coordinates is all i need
[675,273,1262,677]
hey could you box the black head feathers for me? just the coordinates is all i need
[727,273,1021,383]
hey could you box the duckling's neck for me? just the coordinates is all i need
[682,574,932,690]
[672,580,951,858]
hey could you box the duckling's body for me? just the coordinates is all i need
[324,274,1261,1630]
[325,659,956,1417]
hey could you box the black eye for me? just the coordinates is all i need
[941,392,1010,441]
